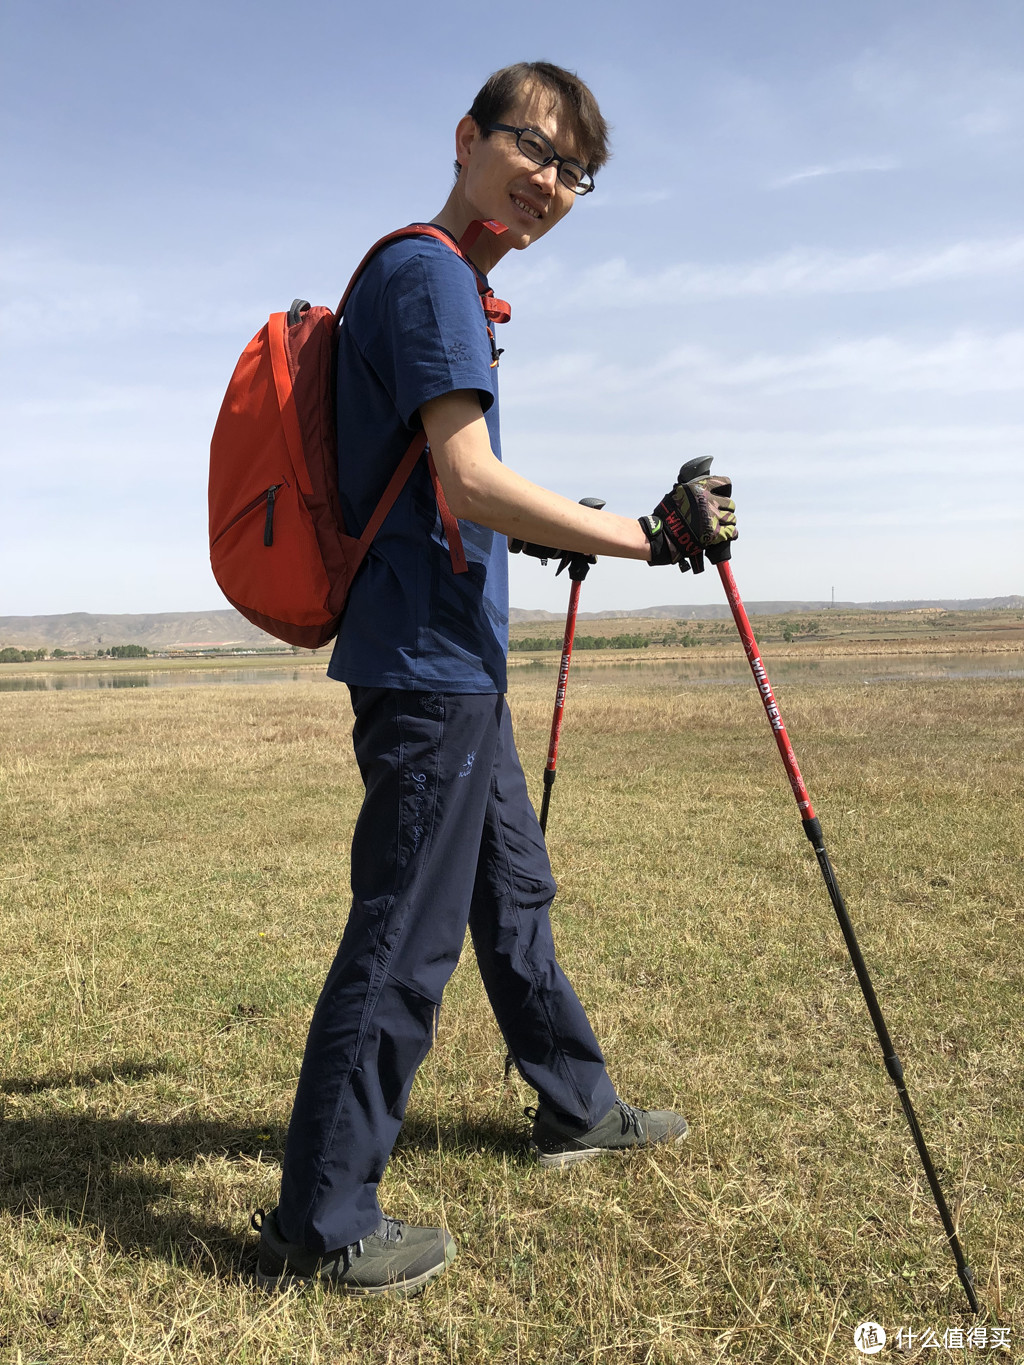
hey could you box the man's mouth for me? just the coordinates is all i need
[510,194,542,221]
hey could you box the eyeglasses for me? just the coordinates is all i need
[486,123,595,196]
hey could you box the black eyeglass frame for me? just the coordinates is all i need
[485,123,595,196]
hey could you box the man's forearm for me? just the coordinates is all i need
[421,391,651,561]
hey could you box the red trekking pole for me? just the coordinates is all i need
[505,497,604,1079]
[508,496,606,834]
[676,455,978,1312]
[538,496,605,832]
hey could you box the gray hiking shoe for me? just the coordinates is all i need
[251,1207,456,1296]
[527,1097,689,1168]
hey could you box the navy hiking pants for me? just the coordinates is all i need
[277,688,616,1253]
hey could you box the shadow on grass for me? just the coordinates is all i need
[1,1059,167,1096]
[0,1062,529,1280]
[0,1116,274,1279]
[394,1112,526,1160]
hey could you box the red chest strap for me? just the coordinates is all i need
[458,219,511,325]
[480,290,511,324]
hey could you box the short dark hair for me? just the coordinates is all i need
[466,60,611,178]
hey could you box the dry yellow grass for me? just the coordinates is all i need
[0,669,1020,1363]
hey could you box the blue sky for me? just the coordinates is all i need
[2,0,1021,615]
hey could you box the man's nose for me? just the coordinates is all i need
[530,162,559,194]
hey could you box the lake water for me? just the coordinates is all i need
[1,653,1020,693]
[0,667,317,693]
[543,652,1024,689]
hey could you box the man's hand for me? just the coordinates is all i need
[508,496,604,581]
[508,538,597,582]
[639,468,737,574]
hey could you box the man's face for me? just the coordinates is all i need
[455,83,580,250]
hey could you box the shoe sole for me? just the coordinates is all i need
[254,1243,456,1297]
[531,1130,689,1168]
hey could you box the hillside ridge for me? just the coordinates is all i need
[1,599,1020,649]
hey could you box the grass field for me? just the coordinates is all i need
[0,661,1020,1363]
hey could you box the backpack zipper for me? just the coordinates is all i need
[264,484,281,546]
[212,482,288,548]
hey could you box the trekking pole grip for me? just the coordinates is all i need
[677,455,713,483]
[676,456,732,564]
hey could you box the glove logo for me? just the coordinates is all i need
[663,507,702,557]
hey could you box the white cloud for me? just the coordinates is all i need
[502,421,1024,507]
[559,237,1024,308]
[0,240,288,342]
[849,51,1024,143]
[0,384,219,421]
[504,331,1024,419]
[499,332,1024,509]
[771,156,900,188]
[0,244,147,339]
[660,331,1024,396]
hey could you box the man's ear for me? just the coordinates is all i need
[454,114,480,170]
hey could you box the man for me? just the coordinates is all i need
[253,60,736,1295]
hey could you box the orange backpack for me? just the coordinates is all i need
[208,222,510,648]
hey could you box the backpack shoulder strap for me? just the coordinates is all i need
[335,221,512,580]
[334,223,511,323]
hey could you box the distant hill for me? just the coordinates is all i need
[0,609,273,652]
[511,596,1024,624]
[1,598,1020,651]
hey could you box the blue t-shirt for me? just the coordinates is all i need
[327,232,509,693]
